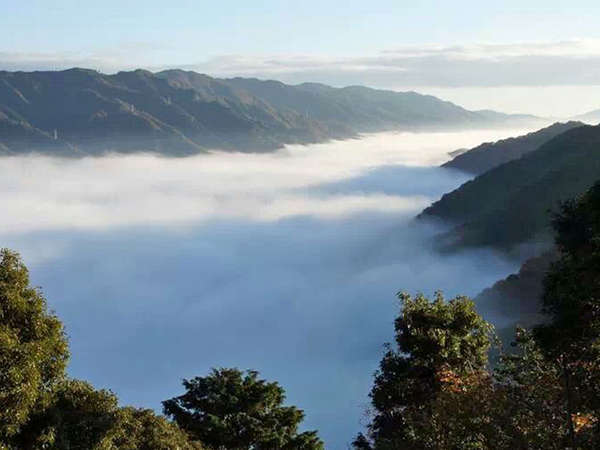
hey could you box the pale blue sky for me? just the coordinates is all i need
[5,1,600,61]
[4,1,600,115]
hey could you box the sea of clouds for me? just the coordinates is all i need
[0,127,537,448]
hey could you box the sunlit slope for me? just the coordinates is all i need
[0,68,537,156]
[223,78,529,133]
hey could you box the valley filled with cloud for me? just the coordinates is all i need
[0,128,534,447]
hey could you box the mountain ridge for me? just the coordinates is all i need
[442,121,583,175]
[420,123,600,254]
[0,68,540,157]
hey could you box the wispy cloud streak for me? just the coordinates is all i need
[3,40,600,88]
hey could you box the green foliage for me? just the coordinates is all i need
[357,182,600,449]
[15,379,203,450]
[493,329,568,449]
[395,292,493,370]
[536,181,600,359]
[357,292,494,449]
[0,248,69,441]
[528,181,600,447]
[110,407,204,450]
[0,248,324,450]
[0,249,327,449]
[0,249,205,450]
[163,368,323,450]
[14,378,120,449]
[354,292,597,449]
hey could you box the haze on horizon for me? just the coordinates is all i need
[4,0,600,117]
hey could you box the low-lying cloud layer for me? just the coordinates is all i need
[0,128,535,448]
[0,129,531,234]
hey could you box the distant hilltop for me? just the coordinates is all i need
[0,68,541,157]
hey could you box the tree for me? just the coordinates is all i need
[356,292,494,449]
[110,407,204,450]
[16,379,203,450]
[536,181,600,359]
[0,249,201,449]
[351,184,600,449]
[0,249,69,442]
[492,328,567,449]
[533,181,600,447]
[14,379,120,449]
[163,368,324,450]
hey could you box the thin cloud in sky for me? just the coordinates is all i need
[3,39,600,88]
[184,39,600,88]
[3,40,600,115]
[383,40,600,59]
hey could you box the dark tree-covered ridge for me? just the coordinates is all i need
[421,123,600,252]
[443,121,583,175]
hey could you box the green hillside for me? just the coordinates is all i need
[420,124,600,251]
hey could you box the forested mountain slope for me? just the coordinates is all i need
[420,124,600,252]
[224,77,523,133]
[443,121,583,175]
[476,251,555,327]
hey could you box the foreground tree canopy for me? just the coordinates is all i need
[356,181,600,449]
[354,292,494,449]
[0,249,320,449]
[163,368,324,450]
[0,249,69,441]
[14,378,204,449]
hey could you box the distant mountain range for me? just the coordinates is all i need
[420,123,600,254]
[0,68,539,156]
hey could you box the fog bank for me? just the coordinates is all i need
[0,127,536,448]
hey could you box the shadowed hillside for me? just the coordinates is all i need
[443,121,582,175]
[420,124,600,253]
[476,251,555,327]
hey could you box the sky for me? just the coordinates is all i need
[0,127,534,449]
[3,1,600,116]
